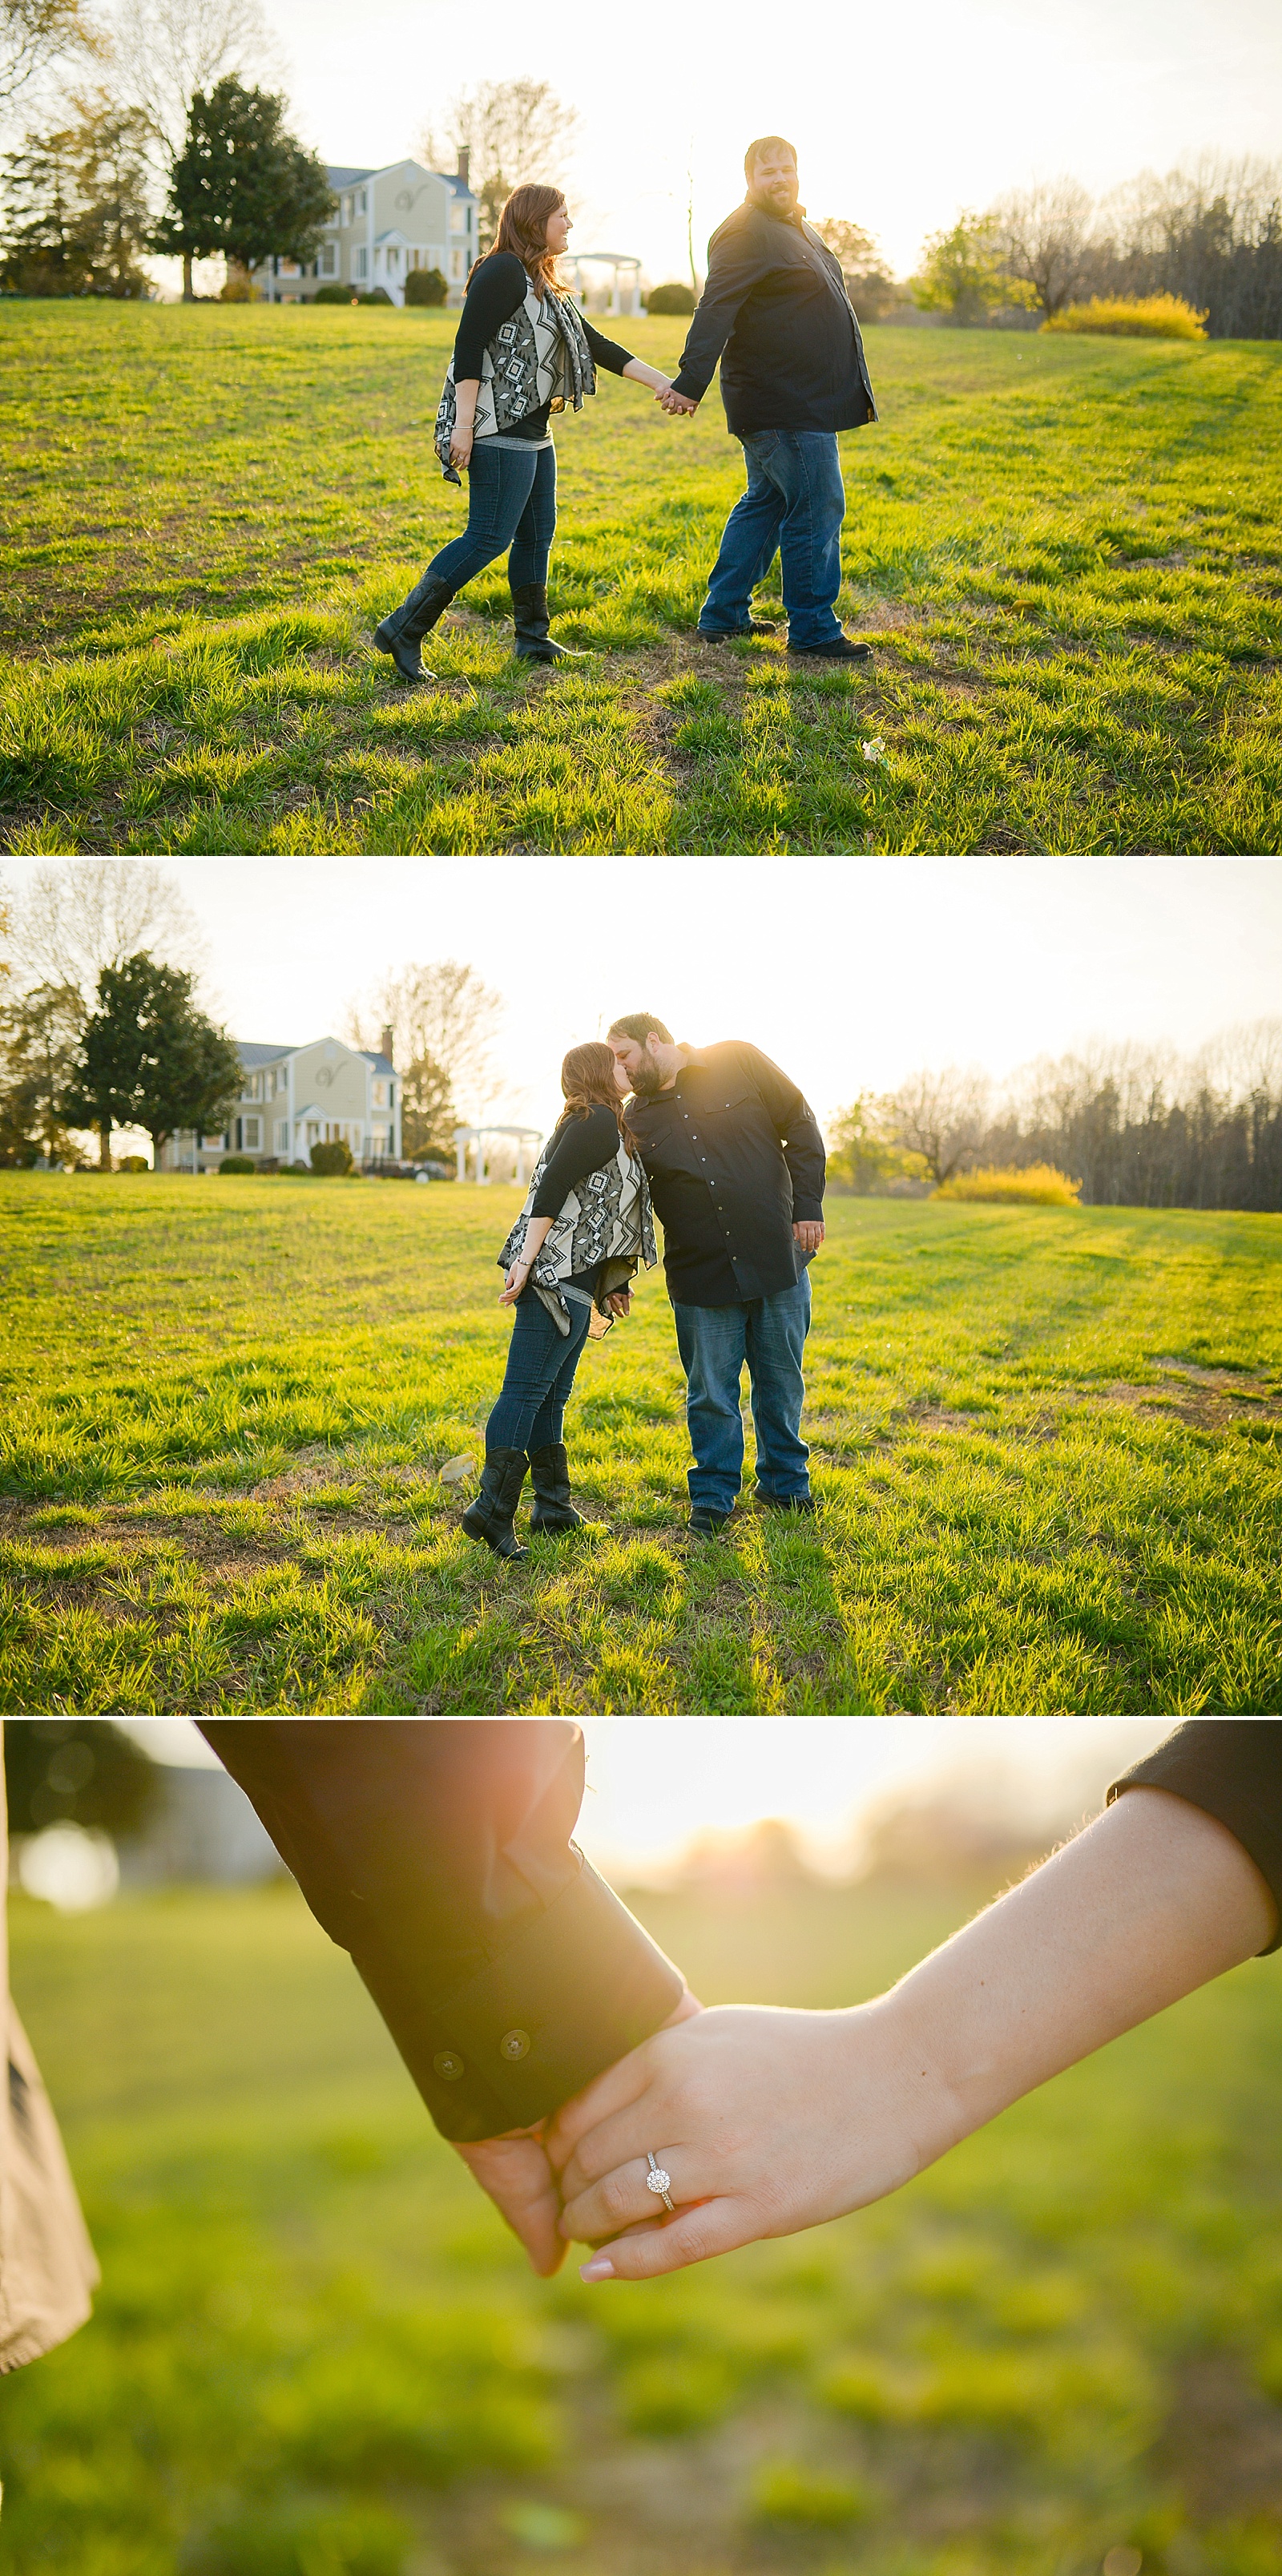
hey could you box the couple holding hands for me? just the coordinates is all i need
[6,1718,1278,2374]
[374,135,880,680]
[204,1722,1282,2290]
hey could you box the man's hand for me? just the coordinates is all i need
[659,388,698,415]
[453,1990,703,2275]
[792,1220,824,1254]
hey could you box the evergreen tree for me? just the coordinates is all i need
[62,951,241,1167]
[151,75,333,296]
[1,96,151,294]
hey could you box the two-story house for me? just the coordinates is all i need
[253,154,478,307]
[159,1035,401,1173]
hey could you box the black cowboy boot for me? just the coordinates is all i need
[510,581,588,663]
[528,1442,586,1533]
[461,1447,529,1559]
[374,571,457,684]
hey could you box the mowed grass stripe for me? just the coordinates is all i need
[2,1175,1280,1713]
[2,309,1279,854]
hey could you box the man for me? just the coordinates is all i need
[661,135,878,660]
[607,1014,825,1535]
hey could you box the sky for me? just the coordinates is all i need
[242,0,1282,280]
[6,855,1280,1137]
[123,1717,1171,1879]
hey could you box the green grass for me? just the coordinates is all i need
[5,1879,1282,2576]
[2,303,1280,853]
[2,1172,1280,1713]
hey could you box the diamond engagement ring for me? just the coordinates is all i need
[646,2151,675,2211]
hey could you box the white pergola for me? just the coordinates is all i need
[563,251,643,317]
[454,1124,543,1185]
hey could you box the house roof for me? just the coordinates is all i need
[237,1041,297,1068]
[323,157,475,202]
[327,164,375,188]
[360,1051,394,1076]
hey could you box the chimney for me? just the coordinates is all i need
[381,1023,394,1067]
[457,147,470,192]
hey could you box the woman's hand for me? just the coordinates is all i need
[546,2001,940,2282]
[451,377,480,471]
[604,1289,631,1318]
[499,1260,530,1306]
[450,423,474,470]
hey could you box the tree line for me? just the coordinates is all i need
[913,161,1282,337]
[831,1028,1282,1210]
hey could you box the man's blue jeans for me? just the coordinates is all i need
[672,1273,812,1514]
[699,430,845,648]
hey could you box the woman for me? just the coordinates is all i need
[376,185,674,683]
[461,1041,657,1562]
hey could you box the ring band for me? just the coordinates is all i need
[646,2150,675,2212]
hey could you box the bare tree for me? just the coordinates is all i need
[105,0,272,257]
[885,1065,991,1185]
[986,177,1096,315]
[11,860,204,1008]
[348,958,503,1125]
[421,78,581,252]
[1,0,99,118]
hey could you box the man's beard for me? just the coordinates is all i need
[628,1059,665,1097]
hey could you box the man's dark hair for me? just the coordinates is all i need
[607,1012,674,1048]
[744,135,797,180]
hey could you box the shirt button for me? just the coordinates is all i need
[433,2050,465,2081]
[500,2029,531,2061]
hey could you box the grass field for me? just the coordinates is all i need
[2,1173,1280,1714]
[5,1875,1282,2576]
[2,305,1280,854]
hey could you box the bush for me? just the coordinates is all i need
[751,2464,873,2529]
[285,1159,312,1173]
[310,1139,353,1175]
[645,281,695,314]
[184,2496,410,2576]
[934,1163,1082,1205]
[116,1153,149,1172]
[219,1154,256,1174]
[357,288,392,306]
[219,275,256,303]
[313,282,356,305]
[1042,293,1207,338]
[404,265,448,306]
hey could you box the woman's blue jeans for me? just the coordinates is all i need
[698,430,845,648]
[486,1282,592,1455]
[671,1273,812,1513]
[397,442,558,628]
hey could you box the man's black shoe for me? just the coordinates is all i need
[699,620,779,640]
[688,1507,732,1536]
[760,1492,818,1514]
[788,636,873,662]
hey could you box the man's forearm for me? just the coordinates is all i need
[873,1786,1278,2173]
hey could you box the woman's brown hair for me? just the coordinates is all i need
[476,183,567,298]
[555,1040,634,1149]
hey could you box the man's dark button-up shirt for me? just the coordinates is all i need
[671,200,878,437]
[626,1040,826,1308]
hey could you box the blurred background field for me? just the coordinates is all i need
[4,1867,1282,2576]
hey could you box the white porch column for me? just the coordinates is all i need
[455,1126,470,1184]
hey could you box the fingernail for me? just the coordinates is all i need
[579,2257,615,2282]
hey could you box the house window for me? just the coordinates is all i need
[372,1079,387,1107]
[280,259,300,278]
[320,245,336,276]
[355,248,368,280]
[451,248,465,278]
[357,188,367,214]
[450,204,466,231]
[243,1117,261,1151]
[276,1120,289,1153]
[342,195,352,223]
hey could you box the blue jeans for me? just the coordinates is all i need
[672,1273,812,1514]
[393,441,557,628]
[486,1283,592,1455]
[699,430,845,648]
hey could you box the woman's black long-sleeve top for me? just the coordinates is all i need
[453,251,636,442]
[529,1104,623,1297]
[197,1722,683,2140]
[1110,1722,1282,1950]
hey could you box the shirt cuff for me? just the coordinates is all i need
[353,1852,686,2139]
[792,1199,824,1221]
[670,370,705,401]
[1107,1722,1282,1956]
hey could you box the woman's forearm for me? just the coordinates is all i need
[622,357,669,393]
[454,379,480,426]
[877,1785,1278,2171]
[514,1216,553,1268]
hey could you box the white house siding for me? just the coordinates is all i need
[160,1036,400,1172]
[252,160,478,308]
